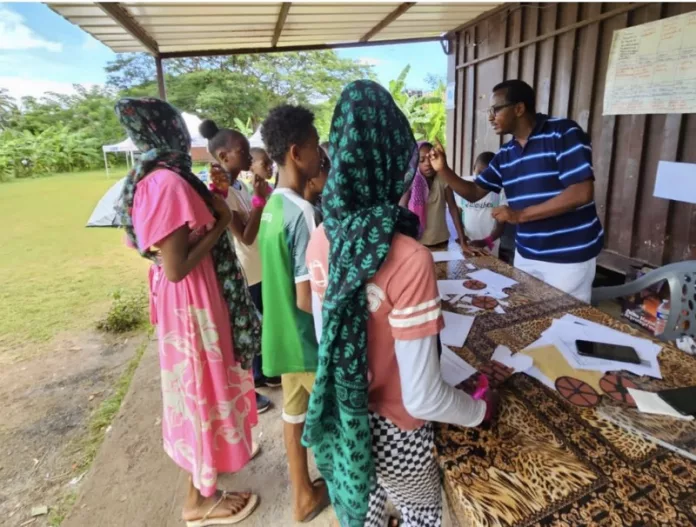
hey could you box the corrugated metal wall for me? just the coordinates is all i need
[446,2,696,271]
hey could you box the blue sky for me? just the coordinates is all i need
[0,2,447,101]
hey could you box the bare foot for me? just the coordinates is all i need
[294,481,330,522]
[182,491,254,522]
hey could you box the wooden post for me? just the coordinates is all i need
[156,56,166,100]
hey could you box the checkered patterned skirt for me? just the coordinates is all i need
[366,412,442,527]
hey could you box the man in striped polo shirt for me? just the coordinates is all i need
[431,79,603,303]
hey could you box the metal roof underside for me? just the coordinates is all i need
[46,2,500,57]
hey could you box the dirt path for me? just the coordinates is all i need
[0,330,148,527]
[62,342,455,527]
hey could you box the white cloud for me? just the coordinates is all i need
[0,76,100,102]
[0,4,63,52]
[357,57,385,67]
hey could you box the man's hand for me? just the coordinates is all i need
[470,239,488,248]
[492,205,522,224]
[428,139,449,173]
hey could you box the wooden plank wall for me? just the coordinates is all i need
[447,2,696,270]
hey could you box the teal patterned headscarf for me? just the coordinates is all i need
[115,97,260,370]
[302,80,419,526]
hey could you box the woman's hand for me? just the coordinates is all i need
[212,194,231,226]
[470,239,488,248]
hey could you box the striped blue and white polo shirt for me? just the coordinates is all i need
[476,114,604,264]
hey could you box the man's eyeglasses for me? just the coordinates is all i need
[487,102,515,118]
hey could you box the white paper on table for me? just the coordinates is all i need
[438,280,508,300]
[491,345,534,374]
[541,315,663,378]
[494,306,506,314]
[440,345,477,386]
[653,161,696,205]
[628,388,694,421]
[457,304,484,314]
[466,269,518,291]
[441,293,464,304]
[440,311,475,348]
[465,263,477,270]
[432,250,466,263]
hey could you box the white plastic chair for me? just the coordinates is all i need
[592,261,696,342]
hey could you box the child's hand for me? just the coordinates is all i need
[209,164,230,194]
[460,240,486,257]
[252,175,270,198]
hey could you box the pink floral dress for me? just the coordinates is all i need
[132,168,257,497]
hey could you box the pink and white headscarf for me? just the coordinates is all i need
[407,141,432,237]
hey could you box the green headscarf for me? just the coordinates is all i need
[302,80,419,526]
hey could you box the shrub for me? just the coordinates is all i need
[96,288,148,333]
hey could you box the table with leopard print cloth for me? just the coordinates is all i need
[435,254,696,527]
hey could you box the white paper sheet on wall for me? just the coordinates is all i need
[653,161,696,205]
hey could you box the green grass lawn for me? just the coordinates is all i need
[0,170,150,354]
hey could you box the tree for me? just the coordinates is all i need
[388,65,446,144]
[1,50,378,181]
[0,88,18,130]
[105,53,156,90]
[233,117,253,136]
[106,50,374,135]
[14,85,122,147]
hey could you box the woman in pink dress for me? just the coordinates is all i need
[116,98,261,526]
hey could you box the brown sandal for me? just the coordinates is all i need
[185,492,259,527]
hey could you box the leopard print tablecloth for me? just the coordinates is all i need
[435,254,696,527]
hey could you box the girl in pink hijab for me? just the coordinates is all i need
[401,141,469,253]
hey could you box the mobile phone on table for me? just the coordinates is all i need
[574,340,641,365]
[657,387,696,416]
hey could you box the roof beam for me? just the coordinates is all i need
[360,2,415,42]
[271,2,291,47]
[159,36,442,59]
[97,2,159,55]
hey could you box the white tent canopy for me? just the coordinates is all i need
[102,137,137,153]
[86,177,126,227]
[102,112,208,176]
[249,127,264,149]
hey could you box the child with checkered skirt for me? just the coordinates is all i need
[305,80,498,527]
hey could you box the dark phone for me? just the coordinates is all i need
[657,387,696,416]
[575,340,641,365]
